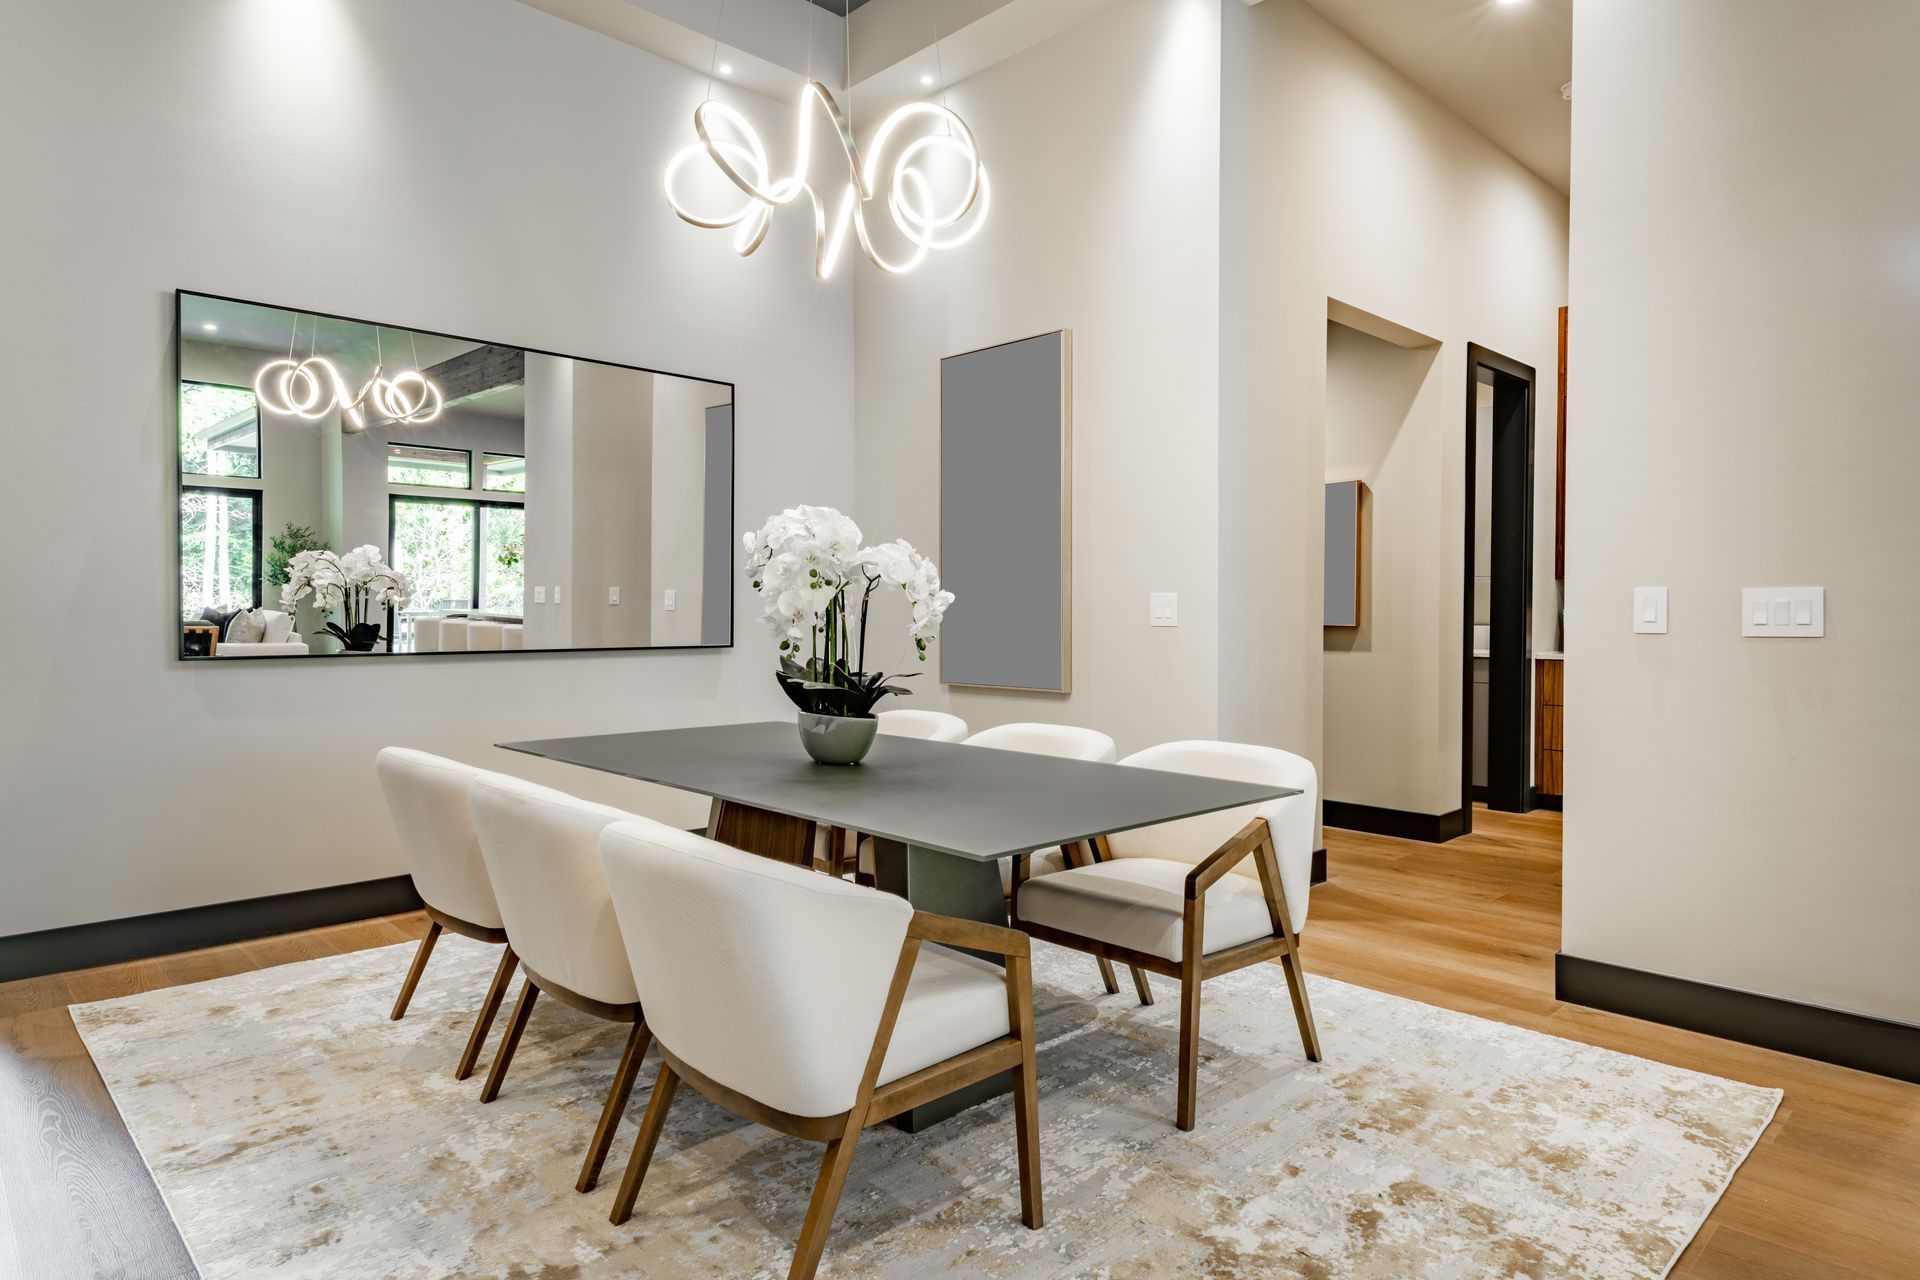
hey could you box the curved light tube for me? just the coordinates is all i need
[254,355,443,431]
[663,80,989,279]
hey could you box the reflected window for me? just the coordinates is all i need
[387,444,471,488]
[483,452,525,493]
[391,498,476,612]
[180,486,261,619]
[180,382,260,479]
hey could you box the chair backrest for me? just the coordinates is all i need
[600,819,915,1119]
[468,773,642,1007]
[875,708,970,742]
[1107,741,1318,932]
[374,747,504,931]
[963,721,1117,762]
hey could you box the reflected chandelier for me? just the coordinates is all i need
[254,317,444,433]
[663,0,989,278]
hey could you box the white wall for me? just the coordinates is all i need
[1565,0,1920,1023]
[1218,0,1567,795]
[1321,320,1449,813]
[0,0,853,936]
[852,0,1223,754]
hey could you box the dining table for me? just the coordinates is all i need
[498,719,1299,1128]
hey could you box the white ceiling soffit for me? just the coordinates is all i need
[846,0,1121,91]
[1295,0,1571,194]
[515,0,847,101]
[516,0,1122,105]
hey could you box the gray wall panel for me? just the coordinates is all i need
[940,332,1069,691]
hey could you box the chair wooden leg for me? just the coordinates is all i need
[1176,973,1202,1132]
[455,945,519,1081]
[479,977,539,1103]
[389,921,442,1021]
[1095,956,1120,994]
[578,1019,653,1193]
[788,1118,863,1280]
[610,1061,681,1226]
[1008,955,1044,1229]
[1280,949,1322,1062]
[1130,965,1155,1006]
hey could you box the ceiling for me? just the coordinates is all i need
[1297,0,1571,193]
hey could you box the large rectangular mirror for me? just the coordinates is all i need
[175,291,733,660]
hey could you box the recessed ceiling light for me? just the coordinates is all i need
[1497,0,1525,6]
[718,62,733,76]
[201,322,218,332]
[920,73,934,87]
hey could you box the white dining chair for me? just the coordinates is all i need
[374,748,519,1082]
[874,708,969,742]
[467,773,651,1194]
[598,817,1041,1280]
[1010,740,1323,1131]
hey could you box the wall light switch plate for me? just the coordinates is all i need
[664,589,677,611]
[608,586,621,606]
[1743,586,1823,637]
[1149,592,1178,627]
[554,585,564,605]
[1633,586,1668,634]
[534,585,547,604]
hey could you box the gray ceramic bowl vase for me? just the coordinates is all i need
[796,710,879,765]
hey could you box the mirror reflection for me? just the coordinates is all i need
[176,291,733,659]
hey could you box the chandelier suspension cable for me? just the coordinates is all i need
[705,0,729,101]
[923,0,951,117]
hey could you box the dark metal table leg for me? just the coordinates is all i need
[869,837,1014,1132]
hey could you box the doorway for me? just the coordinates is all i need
[1463,346,1535,822]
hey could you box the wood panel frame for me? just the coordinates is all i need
[938,328,1073,693]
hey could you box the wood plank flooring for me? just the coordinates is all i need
[1,808,1915,1277]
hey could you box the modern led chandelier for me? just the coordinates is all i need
[663,0,989,279]
[254,316,444,433]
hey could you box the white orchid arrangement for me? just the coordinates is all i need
[743,505,954,717]
[281,545,413,651]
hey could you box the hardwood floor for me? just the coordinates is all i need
[1,808,1915,1277]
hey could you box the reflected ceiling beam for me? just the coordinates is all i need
[421,345,525,411]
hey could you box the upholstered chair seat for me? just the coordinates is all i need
[373,748,518,1082]
[600,818,1042,1279]
[1015,859,1276,961]
[468,773,652,1194]
[874,708,970,742]
[1010,740,1323,1131]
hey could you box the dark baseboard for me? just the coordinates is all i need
[1556,953,1920,1086]
[0,876,423,984]
[1323,801,1466,843]
[1470,784,1488,803]
[1533,793,1563,812]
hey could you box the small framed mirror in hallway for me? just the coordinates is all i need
[1463,345,1536,823]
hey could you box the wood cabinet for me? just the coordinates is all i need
[1534,658,1563,802]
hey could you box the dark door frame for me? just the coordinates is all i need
[1461,344,1537,828]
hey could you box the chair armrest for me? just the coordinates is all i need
[908,910,1032,959]
[1184,818,1271,898]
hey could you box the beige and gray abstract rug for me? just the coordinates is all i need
[72,935,1779,1279]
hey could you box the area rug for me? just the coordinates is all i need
[71,935,1779,1279]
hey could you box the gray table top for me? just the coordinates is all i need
[498,720,1298,863]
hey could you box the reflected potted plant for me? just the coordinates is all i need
[743,506,953,764]
[280,545,414,652]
